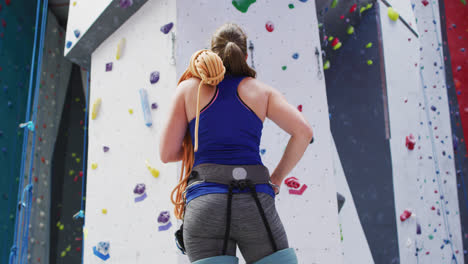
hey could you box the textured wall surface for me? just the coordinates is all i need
[22,10,72,264]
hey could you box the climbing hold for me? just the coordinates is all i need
[367,60,373,65]
[421,0,429,6]
[416,222,421,234]
[260,149,266,155]
[331,38,342,50]
[151,103,158,110]
[19,121,35,131]
[116,38,126,60]
[297,105,302,112]
[330,0,338,8]
[160,22,174,34]
[406,134,416,150]
[400,209,412,221]
[134,183,147,202]
[91,163,98,170]
[430,105,437,111]
[388,7,399,21]
[74,29,80,38]
[285,177,301,189]
[128,109,133,114]
[323,60,330,70]
[292,53,299,60]
[73,210,84,219]
[265,21,274,32]
[145,160,159,178]
[102,209,107,214]
[366,42,373,48]
[347,25,354,34]
[103,146,110,152]
[139,88,152,127]
[150,71,160,84]
[119,0,133,8]
[105,62,112,72]
[349,3,357,13]
[66,41,72,49]
[93,242,110,260]
[281,66,287,71]
[288,3,294,9]
[158,222,172,231]
[158,211,170,224]
[232,0,256,13]
[289,184,307,195]
[91,98,102,120]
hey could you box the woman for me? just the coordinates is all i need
[159,23,313,264]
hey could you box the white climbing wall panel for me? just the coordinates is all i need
[176,1,343,263]
[379,1,464,263]
[83,0,178,263]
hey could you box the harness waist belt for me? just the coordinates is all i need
[187,163,271,186]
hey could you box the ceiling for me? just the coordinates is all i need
[48,0,70,27]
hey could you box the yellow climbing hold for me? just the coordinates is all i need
[128,109,134,114]
[347,25,354,34]
[91,163,98,170]
[333,42,342,50]
[69,169,75,176]
[388,7,399,21]
[145,160,160,178]
[92,98,102,120]
[323,60,331,70]
[66,245,71,252]
[61,251,66,257]
[73,1,76,6]
[116,38,126,60]
[102,208,107,214]
[83,227,88,239]
[367,60,373,65]
[72,153,76,157]
[76,158,81,163]
[59,224,64,230]
[366,42,373,48]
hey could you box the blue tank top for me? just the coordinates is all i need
[185,75,275,204]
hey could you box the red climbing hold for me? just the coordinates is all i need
[265,21,274,32]
[340,15,344,19]
[297,105,302,112]
[400,209,412,221]
[79,171,83,177]
[349,4,357,13]
[41,157,45,163]
[285,177,301,189]
[2,19,6,28]
[421,0,429,6]
[406,134,416,150]
[5,0,11,6]
[331,37,340,47]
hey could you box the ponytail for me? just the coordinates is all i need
[224,42,256,77]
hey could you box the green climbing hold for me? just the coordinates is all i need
[232,0,256,13]
[282,66,287,70]
[331,0,338,8]
[429,234,434,240]
[288,3,294,9]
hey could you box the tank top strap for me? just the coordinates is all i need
[218,75,246,98]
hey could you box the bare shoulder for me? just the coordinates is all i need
[240,77,272,96]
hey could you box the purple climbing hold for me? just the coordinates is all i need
[453,135,458,150]
[158,211,170,224]
[416,222,421,234]
[150,71,160,84]
[133,183,146,195]
[431,106,437,111]
[106,62,113,72]
[119,0,133,8]
[103,146,110,152]
[160,22,174,34]
[151,103,158,110]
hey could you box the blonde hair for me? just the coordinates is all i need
[170,49,225,219]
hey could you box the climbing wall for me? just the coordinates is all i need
[0,0,37,262]
[176,0,343,263]
[22,10,72,264]
[379,0,465,262]
[81,0,179,263]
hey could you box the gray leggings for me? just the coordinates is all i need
[183,192,290,263]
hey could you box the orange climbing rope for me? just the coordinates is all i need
[170,49,226,220]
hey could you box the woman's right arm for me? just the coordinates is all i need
[264,83,314,190]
